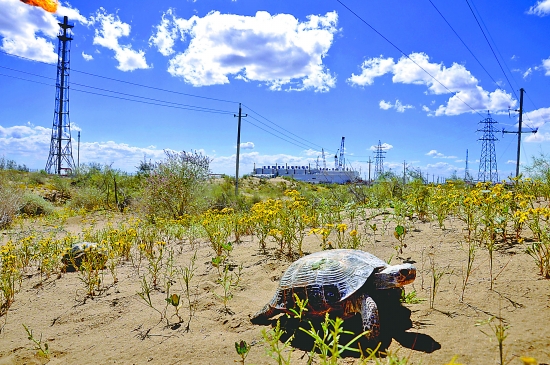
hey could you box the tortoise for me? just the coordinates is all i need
[250,249,416,340]
[62,242,107,272]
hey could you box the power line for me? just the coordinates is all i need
[0,50,237,104]
[71,83,234,114]
[1,57,336,152]
[72,69,238,105]
[464,0,519,102]
[242,103,329,152]
[244,115,322,151]
[335,0,486,118]
[427,0,500,87]
[0,71,234,115]
[72,88,234,115]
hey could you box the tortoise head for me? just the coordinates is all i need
[372,263,416,289]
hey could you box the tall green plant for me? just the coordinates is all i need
[140,150,211,219]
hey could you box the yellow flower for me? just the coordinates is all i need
[520,357,537,365]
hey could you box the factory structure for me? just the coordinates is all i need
[252,137,360,184]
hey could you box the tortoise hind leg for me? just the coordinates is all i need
[250,290,283,325]
[359,294,380,340]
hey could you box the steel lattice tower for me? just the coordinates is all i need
[45,16,76,175]
[374,140,386,179]
[338,137,345,170]
[477,113,499,183]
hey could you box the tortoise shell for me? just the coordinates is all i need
[253,249,389,320]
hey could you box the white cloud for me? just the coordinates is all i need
[0,122,168,171]
[369,143,393,151]
[506,160,517,165]
[523,68,533,78]
[82,51,93,61]
[56,2,90,25]
[525,131,550,143]
[150,10,338,92]
[379,100,392,110]
[348,52,515,116]
[523,107,550,128]
[239,142,254,150]
[542,57,550,76]
[0,0,88,63]
[527,0,550,16]
[348,56,395,86]
[149,9,177,57]
[379,99,414,113]
[91,8,150,72]
[426,150,457,159]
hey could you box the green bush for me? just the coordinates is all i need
[139,150,211,219]
[19,192,54,216]
[0,177,22,228]
[27,170,48,186]
[68,186,103,211]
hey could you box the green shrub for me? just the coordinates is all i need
[19,192,54,216]
[0,178,22,228]
[139,150,211,219]
[68,186,103,211]
[27,170,48,186]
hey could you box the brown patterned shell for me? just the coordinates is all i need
[277,249,388,308]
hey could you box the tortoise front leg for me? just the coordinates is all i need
[360,294,380,340]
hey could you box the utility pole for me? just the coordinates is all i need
[234,103,247,196]
[368,157,372,183]
[403,160,406,186]
[502,88,538,178]
[77,131,80,170]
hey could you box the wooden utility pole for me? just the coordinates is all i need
[234,103,247,195]
[368,157,372,184]
[403,160,406,185]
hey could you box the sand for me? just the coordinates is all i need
[0,212,549,365]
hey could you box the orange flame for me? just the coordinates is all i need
[20,0,58,13]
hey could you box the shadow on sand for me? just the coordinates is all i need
[270,288,440,357]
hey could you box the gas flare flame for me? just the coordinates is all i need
[19,0,58,13]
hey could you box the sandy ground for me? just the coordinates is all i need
[0,212,549,365]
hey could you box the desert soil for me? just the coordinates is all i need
[0,212,549,365]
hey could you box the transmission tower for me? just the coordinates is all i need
[45,16,76,175]
[374,140,386,179]
[338,137,345,170]
[477,112,499,183]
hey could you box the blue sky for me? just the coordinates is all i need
[1,0,549,180]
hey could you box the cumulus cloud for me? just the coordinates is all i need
[348,52,515,116]
[348,56,395,86]
[523,107,550,129]
[0,122,167,171]
[527,0,550,16]
[369,142,393,151]
[0,0,88,63]
[91,8,150,72]
[542,57,550,75]
[525,130,550,143]
[239,142,254,150]
[211,151,318,175]
[426,150,457,159]
[82,51,93,61]
[379,99,414,113]
[150,10,338,92]
[379,100,392,110]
